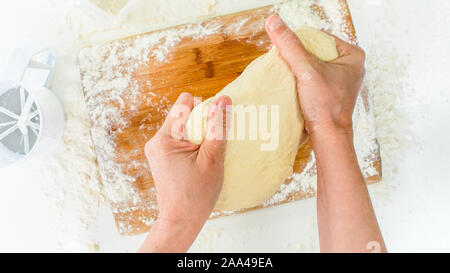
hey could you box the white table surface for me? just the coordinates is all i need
[0,0,449,252]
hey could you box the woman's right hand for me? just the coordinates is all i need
[265,15,366,139]
[265,15,386,253]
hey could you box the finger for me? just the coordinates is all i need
[161,92,195,140]
[200,96,232,163]
[265,14,314,74]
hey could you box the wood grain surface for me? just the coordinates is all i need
[80,0,382,235]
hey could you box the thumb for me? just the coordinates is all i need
[161,92,194,140]
[200,96,232,162]
[265,14,315,74]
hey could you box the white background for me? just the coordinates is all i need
[0,0,449,252]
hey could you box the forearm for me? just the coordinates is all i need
[312,126,386,253]
[138,218,202,253]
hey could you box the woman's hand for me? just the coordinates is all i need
[265,14,366,139]
[265,15,386,252]
[139,93,232,253]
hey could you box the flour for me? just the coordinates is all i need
[364,43,410,180]
[0,0,409,252]
[37,114,109,251]
[277,0,342,34]
[79,0,380,214]
[89,0,129,15]
[78,18,227,207]
[0,142,24,167]
[264,153,317,207]
[263,0,380,206]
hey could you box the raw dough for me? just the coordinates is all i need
[90,0,129,14]
[185,27,338,211]
[295,27,339,62]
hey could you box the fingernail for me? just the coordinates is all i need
[209,103,218,118]
[218,101,227,110]
[217,96,232,110]
[267,15,284,32]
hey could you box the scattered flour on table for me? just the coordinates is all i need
[2,0,409,252]
[24,0,284,251]
[0,143,24,168]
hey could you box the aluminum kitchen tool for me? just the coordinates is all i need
[0,47,65,168]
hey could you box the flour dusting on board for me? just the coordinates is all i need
[79,0,380,231]
[79,22,224,206]
[0,0,411,252]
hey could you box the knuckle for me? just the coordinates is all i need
[179,92,193,101]
[145,134,166,155]
[354,46,366,63]
[268,18,285,35]
[278,29,296,45]
[273,24,286,36]
[144,138,156,155]
[174,92,194,109]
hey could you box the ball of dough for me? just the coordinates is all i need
[185,27,338,211]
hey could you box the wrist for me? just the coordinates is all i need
[138,217,203,253]
[306,120,353,143]
[307,121,355,156]
[157,217,204,250]
[157,216,202,233]
[158,211,207,234]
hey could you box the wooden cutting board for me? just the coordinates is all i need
[79,0,381,235]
